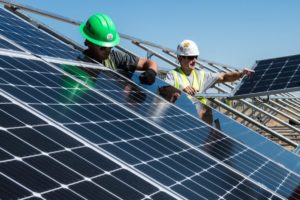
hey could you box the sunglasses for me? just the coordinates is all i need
[181,56,198,60]
[97,46,112,51]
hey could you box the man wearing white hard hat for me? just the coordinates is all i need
[164,39,254,125]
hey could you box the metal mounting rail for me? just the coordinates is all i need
[0,0,238,71]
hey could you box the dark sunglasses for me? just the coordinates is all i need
[181,56,198,60]
[98,46,112,51]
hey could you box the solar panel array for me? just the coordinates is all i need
[0,8,81,59]
[0,6,300,199]
[233,54,300,98]
[1,51,283,199]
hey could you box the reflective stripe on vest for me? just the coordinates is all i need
[103,55,116,70]
[172,68,207,104]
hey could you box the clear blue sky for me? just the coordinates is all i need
[9,0,300,68]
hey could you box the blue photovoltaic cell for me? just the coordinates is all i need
[234,54,300,98]
[0,93,175,199]
[0,54,284,199]
[0,8,81,60]
[211,110,300,173]
[0,37,22,51]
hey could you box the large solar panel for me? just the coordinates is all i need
[134,75,300,175]
[0,52,287,199]
[50,60,300,199]
[0,7,81,60]
[233,54,300,98]
[0,93,176,199]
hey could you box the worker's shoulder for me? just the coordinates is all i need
[110,49,139,60]
[110,49,123,57]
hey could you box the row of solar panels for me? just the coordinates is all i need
[0,4,300,200]
[2,49,296,200]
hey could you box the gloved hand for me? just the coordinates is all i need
[139,69,156,85]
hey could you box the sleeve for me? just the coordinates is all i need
[164,71,175,87]
[202,71,220,92]
[111,50,139,72]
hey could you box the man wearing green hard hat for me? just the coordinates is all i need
[79,13,158,85]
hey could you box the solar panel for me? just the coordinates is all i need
[212,111,300,172]
[50,60,300,198]
[0,93,176,199]
[0,8,81,60]
[233,54,300,98]
[134,75,300,175]
[0,37,23,51]
[0,52,286,199]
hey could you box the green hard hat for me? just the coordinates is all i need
[80,13,120,47]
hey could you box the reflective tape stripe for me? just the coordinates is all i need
[103,55,116,70]
[171,68,207,104]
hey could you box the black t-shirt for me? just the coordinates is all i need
[79,49,139,72]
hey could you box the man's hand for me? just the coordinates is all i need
[183,86,196,95]
[218,68,255,83]
[241,68,255,78]
[139,69,156,85]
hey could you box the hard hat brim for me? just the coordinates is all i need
[79,23,120,47]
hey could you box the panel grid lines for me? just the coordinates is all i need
[46,69,293,199]
[0,8,81,60]
[0,95,174,199]
[0,37,23,52]
[0,53,287,198]
[234,54,300,98]
[82,64,300,198]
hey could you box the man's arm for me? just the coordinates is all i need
[217,68,254,83]
[136,58,158,73]
[137,58,158,85]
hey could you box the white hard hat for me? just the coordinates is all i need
[176,39,199,56]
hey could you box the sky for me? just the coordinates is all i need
[6,0,300,68]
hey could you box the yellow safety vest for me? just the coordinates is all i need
[103,55,116,70]
[171,68,207,104]
[225,98,232,107]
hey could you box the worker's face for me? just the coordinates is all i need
[87,42,112,60]
[178,56,198,71]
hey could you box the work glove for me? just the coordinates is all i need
[139,69,156,85]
